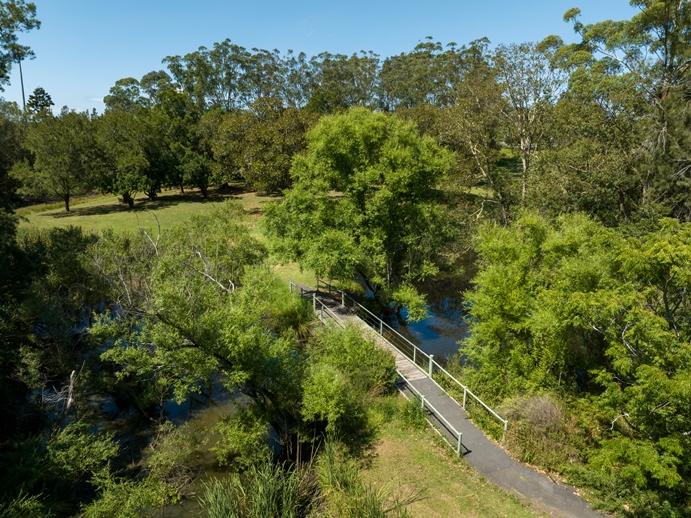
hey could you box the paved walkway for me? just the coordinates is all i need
[302,286,602,518]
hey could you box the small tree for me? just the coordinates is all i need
[13,111,96,211]
[96,110,151,208]
[26,86,53,116]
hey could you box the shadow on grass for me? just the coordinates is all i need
[42,190,236,219]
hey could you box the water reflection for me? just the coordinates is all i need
[393,296,468,360]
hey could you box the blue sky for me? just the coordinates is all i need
[4,0,637,112]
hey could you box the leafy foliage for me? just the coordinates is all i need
[266,108,453,314]
[13,111,99,211]
[0,0,40,89]
[463,212,691,513]
[212,406,271,469]
[82,473,177,518]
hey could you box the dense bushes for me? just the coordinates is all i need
[460,212,691,514]
[301,326,397,440]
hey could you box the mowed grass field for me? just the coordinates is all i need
[16,186,318,287]
[17,187,269,234]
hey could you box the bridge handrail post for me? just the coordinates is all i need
[428,355,434,377]
[420,395,425,410]
[463,387,467,409]
[312,292,316,311]
[456,432,462,457]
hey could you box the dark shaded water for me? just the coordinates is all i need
[397,296,469,359]
[387,269,474,360]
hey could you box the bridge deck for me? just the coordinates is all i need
[305,287,600,518]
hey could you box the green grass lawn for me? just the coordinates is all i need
[17,187,317,287]
[364,398,543,518]
[16,187,277,234]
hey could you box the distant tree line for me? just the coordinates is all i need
[2,3,688,223]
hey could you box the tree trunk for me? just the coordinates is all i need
[63,195,70,212]
[123,192,135,209]
[200,184,208,198]
[179,183,185,194]
[520,136,530,202]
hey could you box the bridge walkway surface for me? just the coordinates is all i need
[292,282,601,518]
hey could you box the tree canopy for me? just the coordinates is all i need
[266,108,453,317]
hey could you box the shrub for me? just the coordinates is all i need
[309,325,397,395]
[502,395,582,470]
[211,406,270,470]
[0,492,49,518]
[146,421,202,492]
[46,422,119,481]
[399,397,427,431]
[82,473,177,518]
[301,363,361,435]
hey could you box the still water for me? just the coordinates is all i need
[398,295,469,359]
[382,268,473,361]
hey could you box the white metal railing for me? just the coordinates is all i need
[314,280,508,436]
[398,369,464,456]
[290,279,465,456]
[291,281,346,328]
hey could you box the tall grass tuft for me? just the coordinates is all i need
[199,460,318,518]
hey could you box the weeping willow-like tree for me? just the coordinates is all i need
[266,107,454,319]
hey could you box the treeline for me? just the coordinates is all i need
[5,1,689,225]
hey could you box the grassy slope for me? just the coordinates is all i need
[19,190,538,517]
[365,399,542,518]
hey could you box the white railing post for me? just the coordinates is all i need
[428,355,434,377]
[456,433,462,457]
[413,347,416,365]
[341,291,345,307]
[420,395,425,410]
[312,293,316,311]
[379,320,383,335]
[463,387,467,409]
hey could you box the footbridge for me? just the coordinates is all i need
[290,280,601,518]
